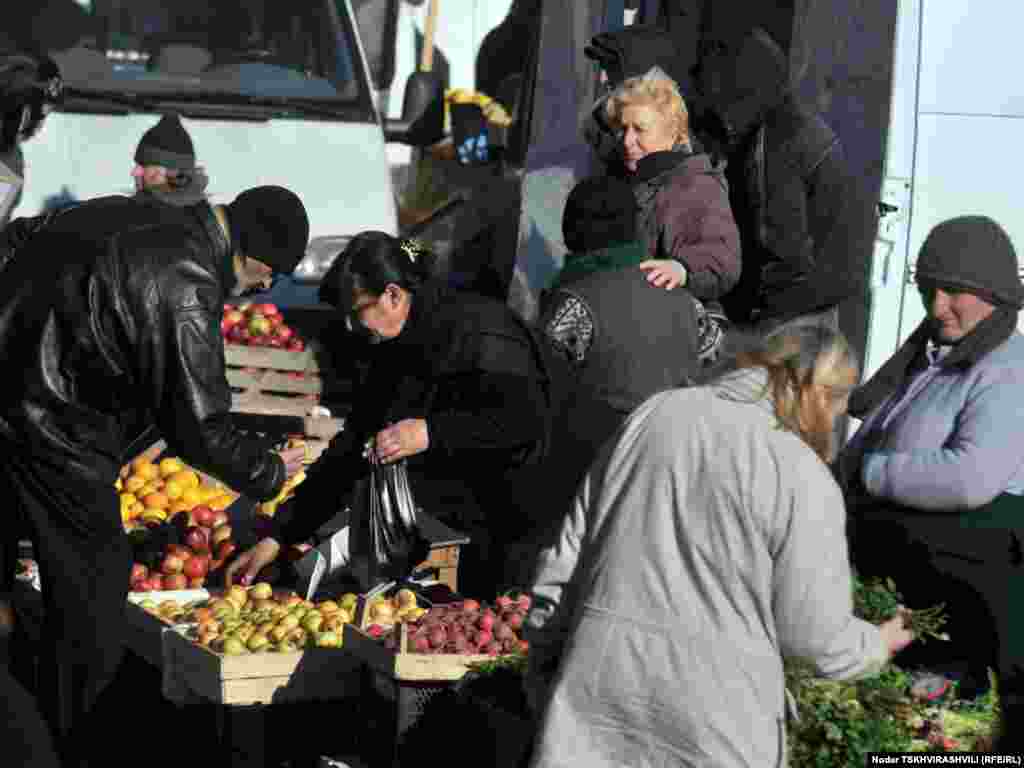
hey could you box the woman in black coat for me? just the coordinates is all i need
[227,232,554,599]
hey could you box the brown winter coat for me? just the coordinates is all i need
[632,150,742,302]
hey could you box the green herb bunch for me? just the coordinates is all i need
[852,576,949,642]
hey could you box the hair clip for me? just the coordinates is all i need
[399,238,422,263]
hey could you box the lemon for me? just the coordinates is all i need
[141,492,169,509]
[182,487,203,507]
[119,492,138,508]
[164,480,184,500]
[170,470,200,490]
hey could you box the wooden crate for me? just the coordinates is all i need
[343,622,492,682]
[224,342,323,419]
[124,601,360,705]
[419,544,460,593]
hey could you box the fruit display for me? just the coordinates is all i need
[128,504,238,591]
[136,584,358,654]
[367,593,531,657]
[117,454,239,531]
[222,301,306,351]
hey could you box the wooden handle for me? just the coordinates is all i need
[419,0,440,72]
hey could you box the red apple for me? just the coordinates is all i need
[237,301,253,313]
[166,544,192,561]
[210,510,230,528]
[144,575,164,591]
[267,336,285,348]
[367,624,386,638]
[216,541,237,561]
[237,327,253,343]
[160,554,185,575]
[223,309,245,327]
[255,303,279,317]
[267,314,284,329]
[191,505,215,528]
[163,573,188,591]
[287,338,305,352]
[131,578,151,593]
[223,303,235,312]
[247,334,267,347]
[184,526,209,553]
[130,563,149,583]
[274,325,294,341]
[183,554,210,580]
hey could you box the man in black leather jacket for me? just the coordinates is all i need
[0,184,309,767]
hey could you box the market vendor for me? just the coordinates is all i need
[226,231,556,600]
[0,185,309,768]
[838,216,1024,714]
[523,326,914,767]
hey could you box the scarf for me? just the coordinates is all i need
[549,241,649,290]
[848,306,1019,419]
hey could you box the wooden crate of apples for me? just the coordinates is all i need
[135,582,357,654]
[128,583,363,705]
[222,301,324,418]
[344,590,531,681]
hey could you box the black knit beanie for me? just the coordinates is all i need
[562,175,638,255]
[134,114,195,170]
[225,186,310,274]
[916,215,1023,308]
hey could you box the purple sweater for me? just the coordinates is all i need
[839,332,1024,511]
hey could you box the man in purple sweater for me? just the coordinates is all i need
[838,216,1024,732]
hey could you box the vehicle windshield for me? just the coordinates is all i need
[34,0,370,112]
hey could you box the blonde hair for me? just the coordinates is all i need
[605,68,690,146]
[732,326,858,459]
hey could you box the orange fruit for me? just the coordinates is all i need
[199,486,221,503]
[141,492,169,510]
[124,475,147,494]
[134,461,159,481]
[119,493,138,508]
[164,480,184,500]
[128,501,145,519]
[170,470,200,490]
[159,457,185,477]
[167,500,191,517]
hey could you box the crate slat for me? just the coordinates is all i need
[224,343,319,373]
[226,367,323,395]
[343,623,493,682]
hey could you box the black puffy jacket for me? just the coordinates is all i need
[0,195,286,499]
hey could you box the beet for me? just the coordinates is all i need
[485,641,502,656]
[476,629,493,647]
[495,623,515,642]
[501,636,519,654]
[477,613,494,632]
[503,611,524,631]
[414,635,430,652]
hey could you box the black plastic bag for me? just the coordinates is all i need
[361,457,429,588]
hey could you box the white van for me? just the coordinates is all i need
[865,0,1024,378]
[17,0,440,306]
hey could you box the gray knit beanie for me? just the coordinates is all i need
[134,114,195,171]
[916,216,1023,308]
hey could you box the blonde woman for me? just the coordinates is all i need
[524,326,914,767]
[603,68,741,362]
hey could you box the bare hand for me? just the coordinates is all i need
[373,419,429,464]
[639,259,687,290]
[878,608,915,656]
[276,446,307,478]
[224,537,282,587]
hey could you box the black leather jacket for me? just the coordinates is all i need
[0,195,286,499]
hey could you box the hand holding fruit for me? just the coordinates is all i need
[373,419,429,464]
[225,537,282,587]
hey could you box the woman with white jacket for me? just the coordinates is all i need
[524,326,913,768]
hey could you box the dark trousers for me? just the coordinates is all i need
[0,662,61,768]
[1,455,132,768]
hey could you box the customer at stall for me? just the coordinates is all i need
[520,174,703,586]
[131,113,209,206]
[226,231,556,600]
[524,326,914,768]
[0,184,309,768]
[838,216,1024,713]
[603,66,741,363]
